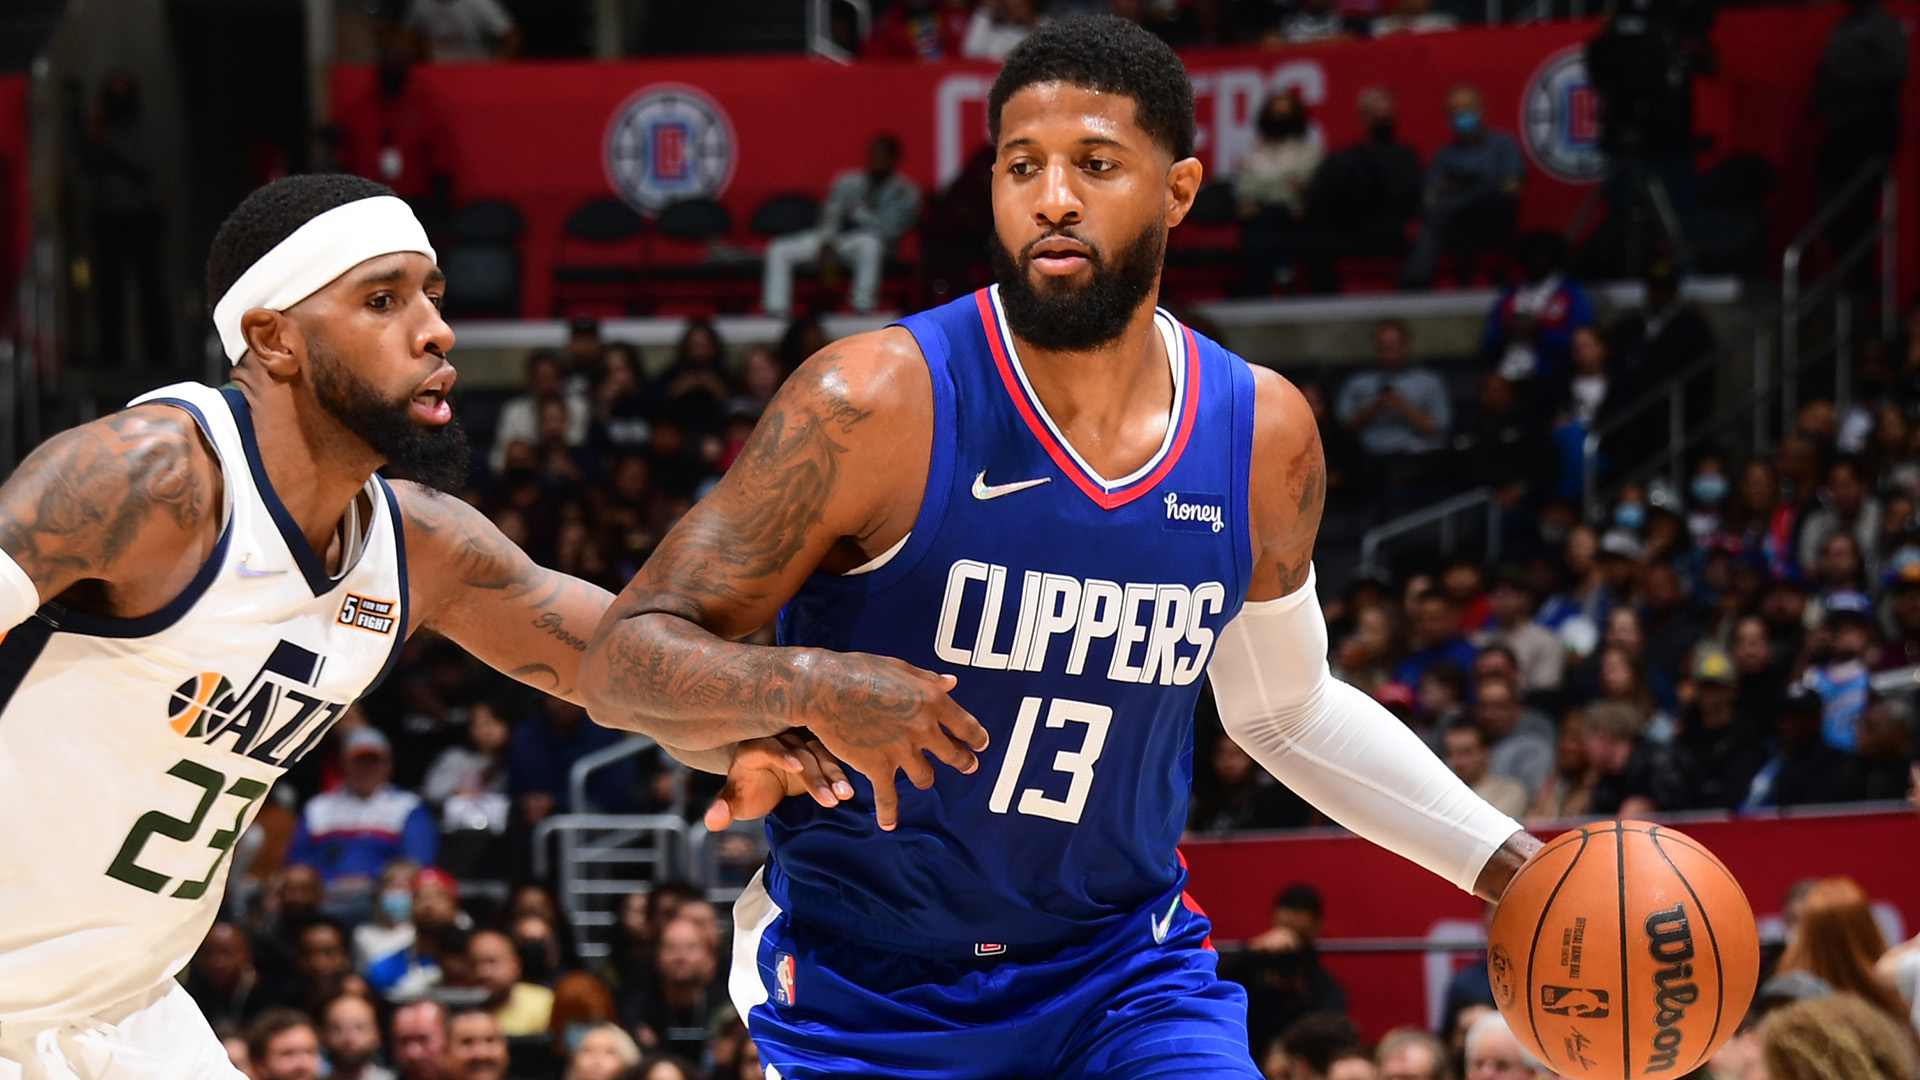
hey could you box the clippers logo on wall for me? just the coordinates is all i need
[605,83,737,212]
[1521,47,1605,184]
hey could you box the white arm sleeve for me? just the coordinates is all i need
[0,549,40,631]
[1209,565,1523,894]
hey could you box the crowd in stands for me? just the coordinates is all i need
[1199,295,1920,841]
[865,0,1486,59]
[1218,871,1920,1079]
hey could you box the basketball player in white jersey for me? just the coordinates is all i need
[0,175,834,1080]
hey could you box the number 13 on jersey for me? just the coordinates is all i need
[987,696,1112,824]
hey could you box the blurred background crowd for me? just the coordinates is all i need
[4,0,1919,1077]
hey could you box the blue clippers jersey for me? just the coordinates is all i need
[770,287,1257,954]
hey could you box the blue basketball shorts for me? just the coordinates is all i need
[726,870,1261,1080]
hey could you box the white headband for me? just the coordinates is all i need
[213,195,437,362]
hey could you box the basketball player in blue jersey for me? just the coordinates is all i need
[582,17,1545,1079]
[0,174,828,1080]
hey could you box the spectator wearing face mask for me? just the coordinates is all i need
[1399,83,1524,288]
[1234,89,1323,296]
[1685,456,1732,544]
[367,868,469,998]
[354,859,421,976]
[1299,87,1423,293]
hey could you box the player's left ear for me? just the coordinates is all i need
[1163,156,1204,229]
[240,308,305,382]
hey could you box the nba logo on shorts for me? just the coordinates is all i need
[773,952,796,1006]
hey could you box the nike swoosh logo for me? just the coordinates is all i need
[971,471,1051,501]
[235,557,287,578]
[1150,895,1181,944]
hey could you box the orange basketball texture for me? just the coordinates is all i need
[1486,821,1760,1080]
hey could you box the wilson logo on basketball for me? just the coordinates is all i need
[1644,902,1700,1073]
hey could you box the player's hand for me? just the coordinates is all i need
[801,651,991,832]
[704,731,854,830]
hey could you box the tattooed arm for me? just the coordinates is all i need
[1245,367,1327,603]
[0,405,221,620]
[581,331,991,830]
[392,481,615,705]
[394,481,857,823]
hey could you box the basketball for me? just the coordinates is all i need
[1486,821,1760,1080]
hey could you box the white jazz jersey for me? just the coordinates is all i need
[0,381,410,1020]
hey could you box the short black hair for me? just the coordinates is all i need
[1279,1011,1361,1074]
[206,173,396,311]
[987,15,1195,162]
[1275,882,1323,915]
[246,1008,315,1062]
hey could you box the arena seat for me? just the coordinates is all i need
[641,197,745,315]
[549,197,645,316]
[440,200,525,319]
[1162,181,1240,302]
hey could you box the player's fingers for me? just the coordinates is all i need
[871,772,899,832]
[804,739,856,800]
[940,703,991,753]
[923,730,979,776]
[790,746,842,806]
[902,752,937,791]
[739,744,805,774]
[704,795,735,831]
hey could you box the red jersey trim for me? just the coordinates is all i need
[972,288,1200,511]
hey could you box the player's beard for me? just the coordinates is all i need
[309,338,471,492]
[989,219,1165,352]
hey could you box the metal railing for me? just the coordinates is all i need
[564,733,689,820]
[533,813,689,962]
[1578,154,1898,520]
[806,0,870,62]
[1357,487,1499,578]
[1578,325,1773,523]
[1780,157,1898,425]
[688,818,770,906]
[530,734,699,962]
